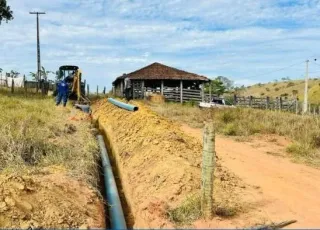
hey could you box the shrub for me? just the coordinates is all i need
[286,82,295,87]
[275,87,280,91]
[260,92,265,96]
[266,88,270,92]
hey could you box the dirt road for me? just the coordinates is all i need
[181,125,320,228]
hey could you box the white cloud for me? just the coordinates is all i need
[1,0,320,89]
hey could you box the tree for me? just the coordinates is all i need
[41,66,54,81]
[10,70,19,78]
[216,76,234,90]
[29,72,37,81]
[205,79,226,96]
[0,0,13,24]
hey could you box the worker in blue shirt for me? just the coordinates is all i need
[56,79,69,107]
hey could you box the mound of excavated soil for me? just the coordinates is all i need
[92,99,242,228]
[0,167,105,229]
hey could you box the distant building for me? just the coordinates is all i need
[112,62,210,102]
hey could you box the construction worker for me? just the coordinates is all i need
[56,79,69,107]
[124,77,131,101]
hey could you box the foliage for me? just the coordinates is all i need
[10,70,19,78]
[205,79,226,96]
[275,87,280,91]
[266,87,270,91]
[216,76,234,90]
[41,66,54,80]
[286,82,295,87]
[29,72,37,81]
[0,0,13,24]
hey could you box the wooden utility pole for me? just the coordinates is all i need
[201,122,215,219]
[29,12,46,93]
[303,60,309,114]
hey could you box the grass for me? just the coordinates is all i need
[167,193,241,226]
[0,91,100,187]
[149,102,320,166]
[239,79,320,104]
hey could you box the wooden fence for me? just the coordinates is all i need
[234,95,320,115]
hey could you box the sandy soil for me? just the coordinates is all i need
[0,167,105,229]
[92,100,248,228]
[181,125,320,228]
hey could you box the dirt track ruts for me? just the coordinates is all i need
[182,125,320,228]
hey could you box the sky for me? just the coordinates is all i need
[1,0,320,90]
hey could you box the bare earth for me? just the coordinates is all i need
[181,125,320,228]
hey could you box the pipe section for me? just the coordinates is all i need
[97,135,127,229]
[108,98,138,111]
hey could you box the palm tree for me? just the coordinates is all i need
[29,72,37,81]
[10,70,19,78]
[41,66,54,81]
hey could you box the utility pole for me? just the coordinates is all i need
[29,11,46,93]
[303,59,309,114]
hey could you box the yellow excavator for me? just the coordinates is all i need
[54,65,90,104]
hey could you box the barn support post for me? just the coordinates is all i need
[141,80,145,99]
[295,98,299,114]
[112,85,115,96]
[120,81,124,97]
[201,83,204,102]
[279,97,283,111]
[161,80,164,95]
[87,84,90,96]
[201,122,215,219]
[180,80,183,104]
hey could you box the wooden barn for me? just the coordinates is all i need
[112,62,210,103]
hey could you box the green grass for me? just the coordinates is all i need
[0,92,100,187]
[149,102,320,166]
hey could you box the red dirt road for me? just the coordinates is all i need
[181,125,320,228]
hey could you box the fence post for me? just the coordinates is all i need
[295,98,299,114]
[249,96,253,107]
[96,85,99,96]
[266,96,270,110]
[279,97,283,111]
[103,86,106,95]
[209,82,212,102]
[308,104,311,114]
[23,75,27,96]
[11,78,14,94]
[180,80,183,104]
[87,84,89,96]
[233,94,237,105]
[201,122,215,219]
[201,83,204,102]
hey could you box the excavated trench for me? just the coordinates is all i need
[97,125,134,228]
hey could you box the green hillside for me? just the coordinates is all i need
[239,78,320,104]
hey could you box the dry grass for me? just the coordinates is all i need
[149,102,320,166]
[0,93,100,187]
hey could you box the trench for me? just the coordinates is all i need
[96,122,135,228]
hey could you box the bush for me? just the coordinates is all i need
[223,123,237,136]
[260,92,265,96]
[286,82,295,87]
[275,87,280,91]
[266,88,270,92]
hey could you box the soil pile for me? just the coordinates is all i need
[0,168,105,229]
[92,99,242,228]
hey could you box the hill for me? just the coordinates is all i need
[238,78,320,105]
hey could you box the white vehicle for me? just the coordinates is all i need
[199,97,235,108]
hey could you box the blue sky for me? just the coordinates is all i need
[1,0,320,90]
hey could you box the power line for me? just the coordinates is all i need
[244,61,305,80]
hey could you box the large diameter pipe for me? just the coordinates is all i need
[108,98,138,111]
[97,135,127,230]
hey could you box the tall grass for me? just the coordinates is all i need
[0,93,99,186]
[149,103,320,165]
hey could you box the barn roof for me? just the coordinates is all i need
[113,62,209,84]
